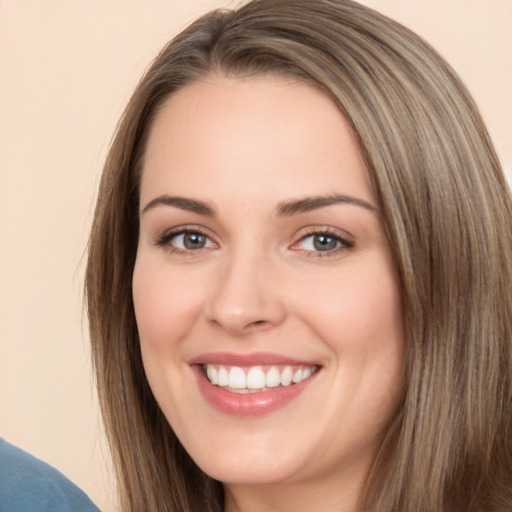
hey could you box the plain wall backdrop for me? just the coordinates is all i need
[0,1,510,510]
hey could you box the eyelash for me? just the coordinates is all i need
[154,226,354,258]
[291,228,354,258]
[155,226,216,255]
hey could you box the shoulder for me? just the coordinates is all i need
[0,438,100,512]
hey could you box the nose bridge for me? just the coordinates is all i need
[205,240,285,335]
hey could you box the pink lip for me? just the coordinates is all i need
[189,351,316,367]
[189,352,320,417]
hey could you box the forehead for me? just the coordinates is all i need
[140,75,374,207]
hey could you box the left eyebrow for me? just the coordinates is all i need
[276,194,378,216]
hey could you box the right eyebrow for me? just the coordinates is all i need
[141,195,216,216]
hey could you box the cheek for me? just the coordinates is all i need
[132,257,202,350]
[132,257,203,421]
[295,261,403,351]
[294,259,405,414]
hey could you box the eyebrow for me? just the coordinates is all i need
[141,193,378,217]
[141,195,215,216]
[276,194,378,216]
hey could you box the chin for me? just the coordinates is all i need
[176,427,302,486]
[199,457,297,486]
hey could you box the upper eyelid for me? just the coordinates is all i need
[158,224,213,237]
[154,225,216,245]
[295,232,352,247]
[290,227,355,253]
[293,225,354,242]
[153,224,354,250]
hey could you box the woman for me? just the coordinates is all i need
[86,0,512,510]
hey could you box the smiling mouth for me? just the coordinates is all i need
[202,364,319,393]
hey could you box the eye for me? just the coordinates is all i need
[174,231,213,250]
[156,228,216,253]
[292,230,353,256]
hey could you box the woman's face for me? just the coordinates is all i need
[133,76,405,498]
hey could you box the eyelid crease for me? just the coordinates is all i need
[154,225,215,247]
[289,227,355,258]
[153,225,355,259]
[293,224,355,242]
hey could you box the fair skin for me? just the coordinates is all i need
[132,75,405,512]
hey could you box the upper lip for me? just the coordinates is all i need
[188,352,319,367]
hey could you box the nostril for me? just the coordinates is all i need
[251,320,269,327]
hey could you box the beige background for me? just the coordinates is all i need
[0,1,510,511]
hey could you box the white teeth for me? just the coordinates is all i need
[302,367,313,380]
[266,367,281,388]
[280,366,293,386]
[247,367,266,389]
[206,365,218,385]
[228,367,246,389]
[218,367,229,387]
[204,363,317,391]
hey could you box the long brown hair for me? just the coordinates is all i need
[86,1,512,510]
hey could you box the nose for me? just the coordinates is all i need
[204,251,286,336]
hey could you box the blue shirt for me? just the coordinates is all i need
[0,439,100,512]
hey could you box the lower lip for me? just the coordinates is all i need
[193,366,318,417]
